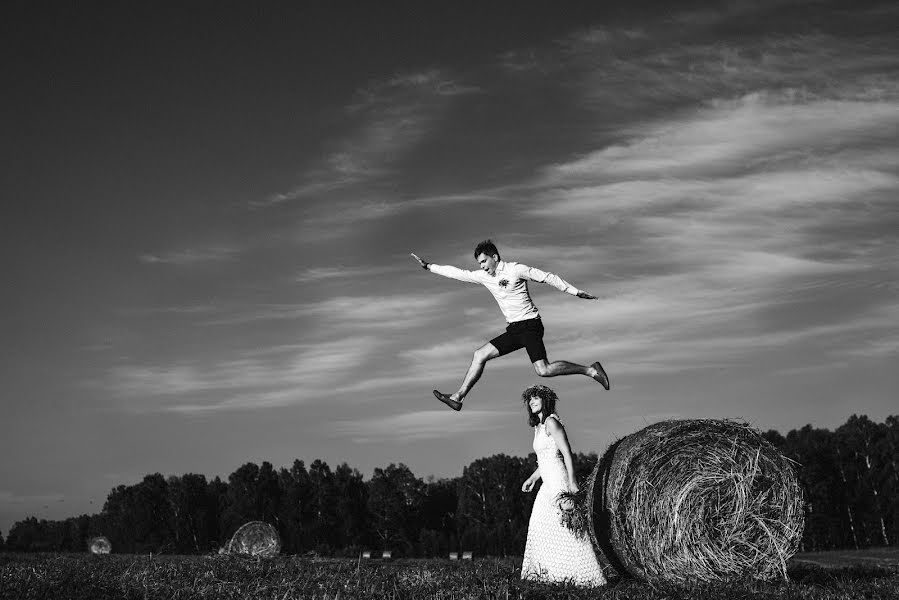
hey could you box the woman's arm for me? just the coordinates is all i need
[546,417,579,492]
[521,466,541,492]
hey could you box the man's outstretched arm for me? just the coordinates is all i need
[518,263,597,299]
[410,252,480,283]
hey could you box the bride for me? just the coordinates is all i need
[520,384,606,587]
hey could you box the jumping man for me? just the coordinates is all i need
[411,240,609,411]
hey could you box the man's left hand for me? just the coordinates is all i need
[410,253,429,270]
[576,291,597,299]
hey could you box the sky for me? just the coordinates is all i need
[2,0,897,536]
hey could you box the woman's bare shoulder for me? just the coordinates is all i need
[544,414,564,432]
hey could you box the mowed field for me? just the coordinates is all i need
[792,547,899,569]
[1,549,898,600]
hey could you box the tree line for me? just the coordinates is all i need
[764,414,898,551]
[4,414,896,556]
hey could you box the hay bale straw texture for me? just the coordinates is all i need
[227,521,281,557]
[88,536,112,554]
[590,419,804,587]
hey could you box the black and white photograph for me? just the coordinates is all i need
[2,1,897,597]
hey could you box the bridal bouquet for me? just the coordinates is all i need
[556,483,592,541]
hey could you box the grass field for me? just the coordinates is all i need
[1,550,898,600]
[792,547,899,569]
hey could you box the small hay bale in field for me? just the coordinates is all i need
[88,535,112,554]
[591,419,804,587]
[226,521,281,557]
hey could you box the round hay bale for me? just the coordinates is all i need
[227,521,281,557]
[567,467,619,580]
[589,419,804,587]
[88,536,112,554]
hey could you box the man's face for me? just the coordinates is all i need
[476,253,499,276]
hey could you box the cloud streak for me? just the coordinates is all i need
[332,409,508,443]
[293,265,407,283]
[105,336,379,412]
[139,246,240,266]
[257,69,478,209]
[202,292,458,330]
[540,93,899,184]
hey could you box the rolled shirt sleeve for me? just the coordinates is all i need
[428,264,483,284]
[517,264,580,296]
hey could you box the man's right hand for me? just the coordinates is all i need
[521,479,535,493]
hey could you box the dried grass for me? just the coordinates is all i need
[556,484,592,541]
[590,419,805,588]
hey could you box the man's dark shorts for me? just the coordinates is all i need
[489,317,547,363]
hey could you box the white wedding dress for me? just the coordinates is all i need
[520,414,606,587]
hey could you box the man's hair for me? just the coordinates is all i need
[473,239,500,260]
[522,384,559,427]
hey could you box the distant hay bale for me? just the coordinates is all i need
[590,419,804,587]
[226,521,281,557]
[88,536,112,554]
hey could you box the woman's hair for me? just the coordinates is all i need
[522,384,558,427]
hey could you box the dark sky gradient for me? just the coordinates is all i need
[2,0,897,535]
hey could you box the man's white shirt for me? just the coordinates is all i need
[428,260,581,323]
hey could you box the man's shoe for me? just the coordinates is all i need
[433,390,463,411]
[590,362,610,390]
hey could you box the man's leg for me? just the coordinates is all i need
[456,342,501,400]
[533,359,610,390]
[434,342,501,411]
[523,319,610,390]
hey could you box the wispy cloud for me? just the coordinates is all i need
[120,304,222,316]
[331,408,508,443]
[296,186,523,238]
[293,265,406,283]
[203,292,461,331]
[559,15,899,115]
[250,180,347,209]
[258,69,478,209]
[139,246,240,266]
[844,337,899,359]
[105,336,378,412]
[540,93,899,183]
[397,338,484,365]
